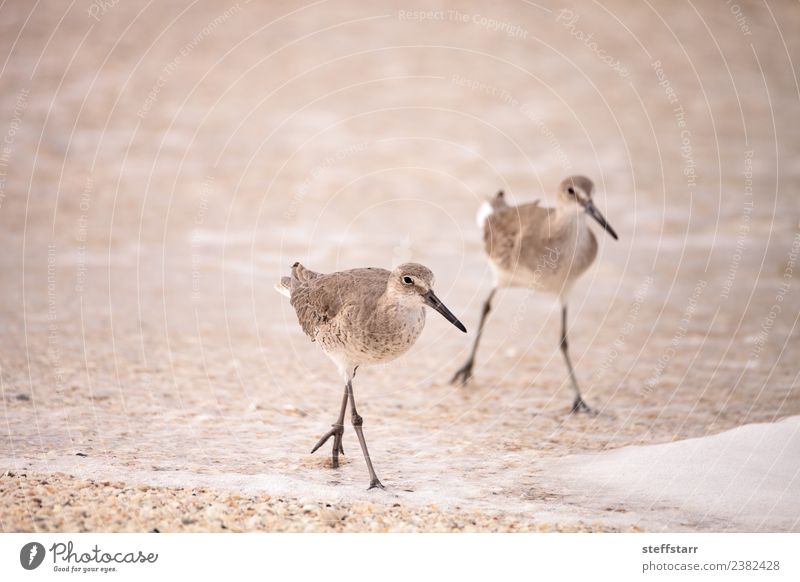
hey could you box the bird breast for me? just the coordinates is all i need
[490,211,598,293]
[529,217,598,293]
[318,302,427,365]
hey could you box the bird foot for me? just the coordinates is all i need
[570,397,597,415]
[450,361,474,386]
[368,478,385,490]
[310,423,345,467]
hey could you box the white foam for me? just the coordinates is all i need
[547,416,800,531]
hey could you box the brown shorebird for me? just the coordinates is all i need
[276,262,466,489]
[451,176,618,413]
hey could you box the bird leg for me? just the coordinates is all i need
[310,385,347,467]
[560,305,595,414]
[347,380,384,490]
[451,289,496,385]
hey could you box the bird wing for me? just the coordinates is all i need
[483,201,550,270]
[288,267,390,340]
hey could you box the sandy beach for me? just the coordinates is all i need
[1,0,799,532]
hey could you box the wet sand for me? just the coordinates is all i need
[1,0,799,532]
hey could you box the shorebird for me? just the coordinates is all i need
[451,175,618,413]
[276,261,466,489]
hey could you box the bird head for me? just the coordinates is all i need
[558,175,618,240]
[388,263,467,333]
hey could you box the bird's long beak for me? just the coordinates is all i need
[583,199,618,240]
[423,290,467,333]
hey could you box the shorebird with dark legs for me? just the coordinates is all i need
[277,262,466,489]
[451,176,618,413]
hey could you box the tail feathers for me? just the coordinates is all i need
[477,190,513,229]
[291,262,320,283]
[276,262,321,298]
[476,200,494,229]
[274,276,291,298]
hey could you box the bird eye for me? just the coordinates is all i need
[567,187,575,195]
[402,276,413,285]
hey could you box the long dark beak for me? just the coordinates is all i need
[423,290,467,333]
[583,199,618,240]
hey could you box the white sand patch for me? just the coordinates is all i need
[547,417,800,531]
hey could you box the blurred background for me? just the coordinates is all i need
[1,0,798,531]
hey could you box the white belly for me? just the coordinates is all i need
[493,226,594,297]
[318,305,426,367]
